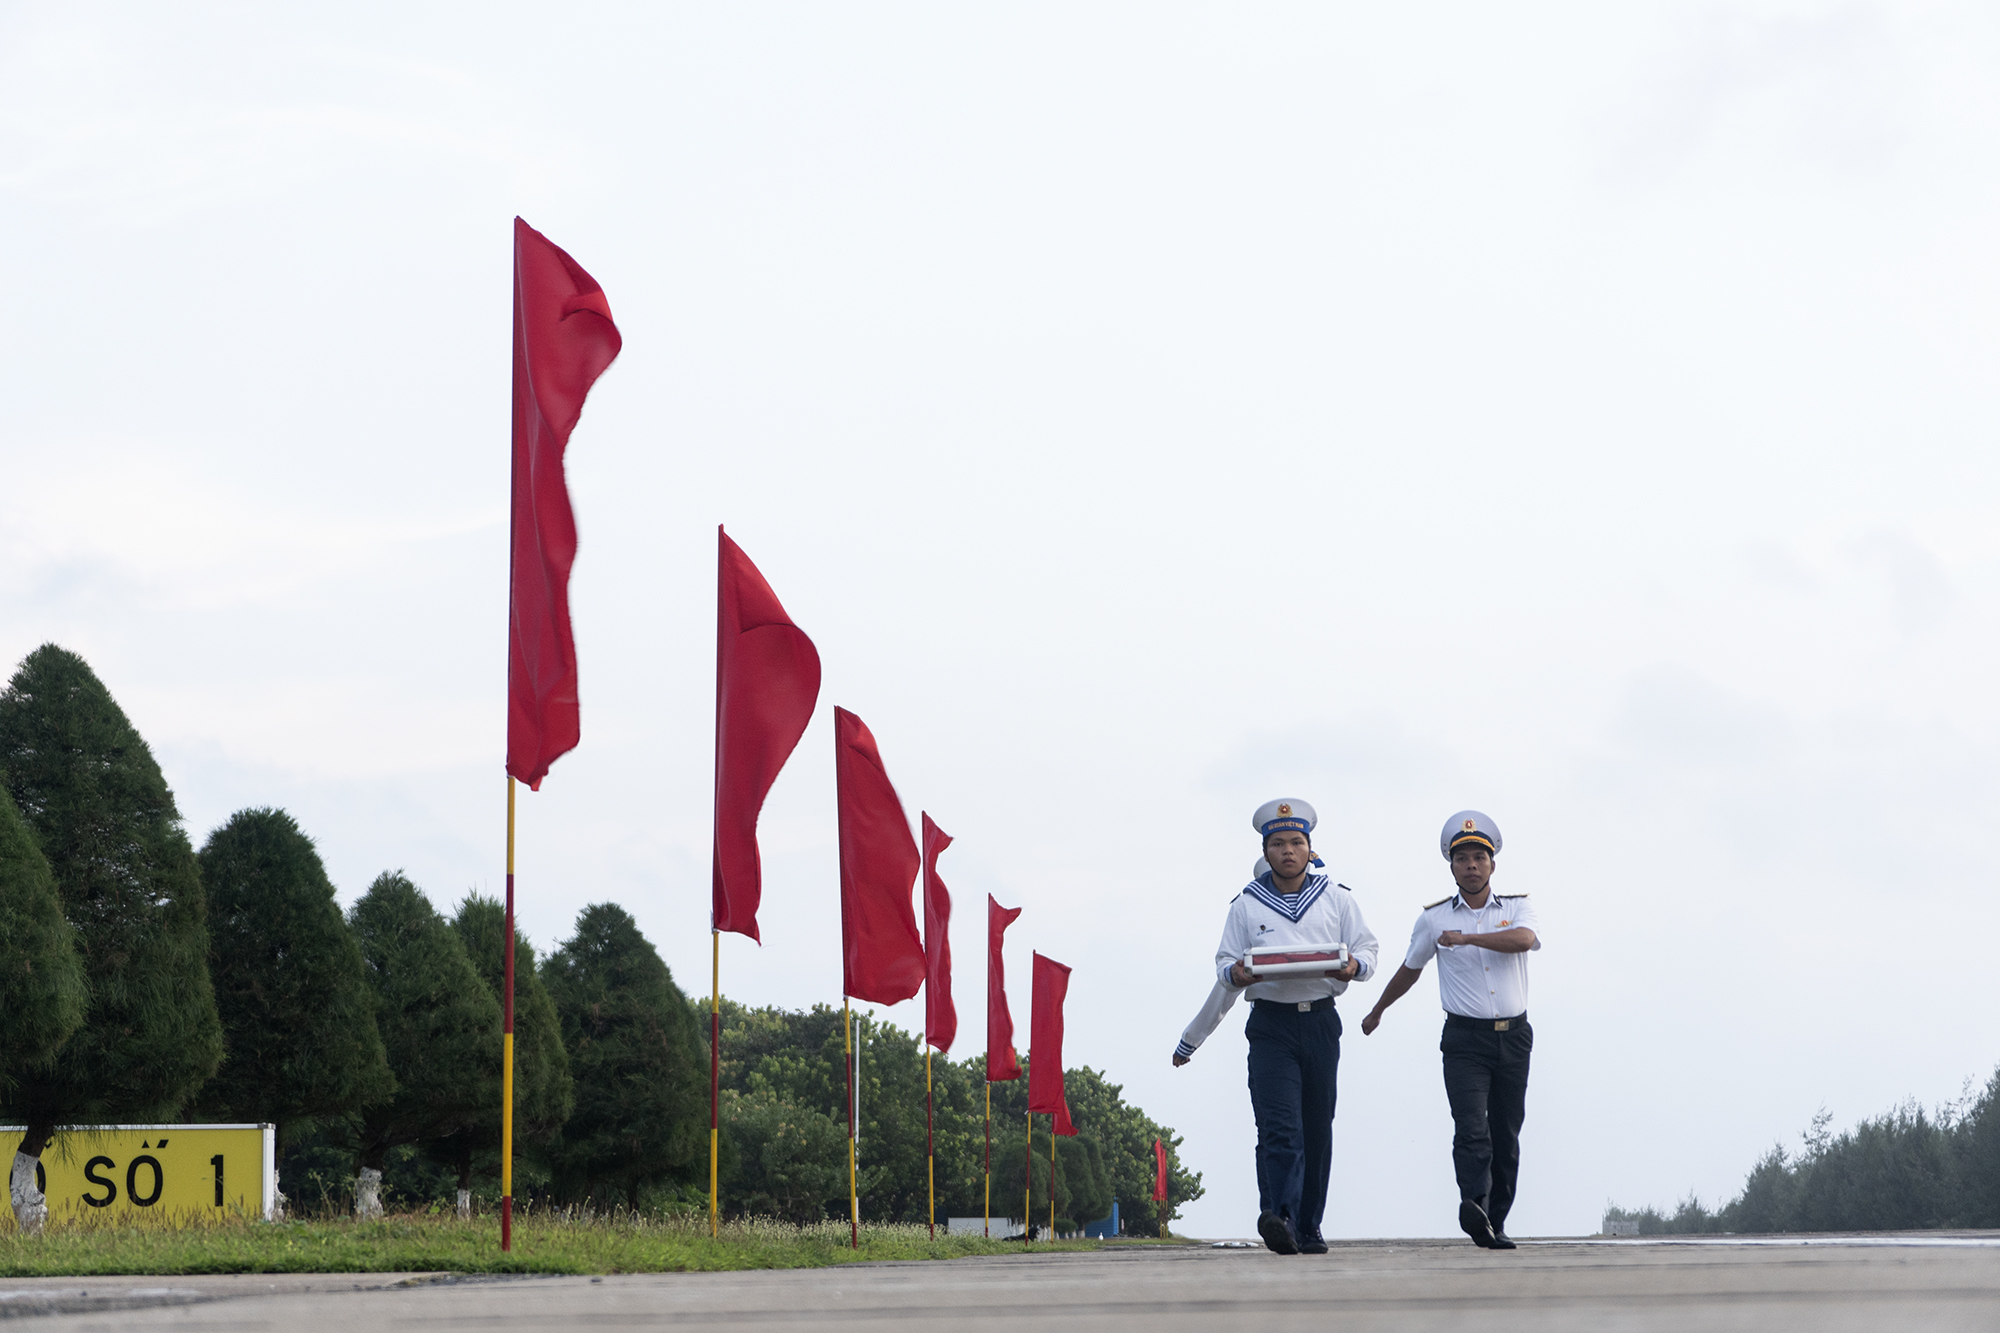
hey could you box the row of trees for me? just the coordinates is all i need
[0,643,1198,1232]
[713,1001,1201,1231]
[0,643,703,1225]
[1607,1066,2000,1234]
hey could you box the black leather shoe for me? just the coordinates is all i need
[1488,1232,1518,1250]
[1258,1211,1299,1254]
[1297,1235,1329,1254]
[1458,1200,1498,1248]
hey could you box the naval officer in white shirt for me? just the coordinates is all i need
[1362,810,1539,1250]
[1184,799,1378,1255]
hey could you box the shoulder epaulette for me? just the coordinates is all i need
[1337,882,1355,893]
[1422,895,1453,910]
[1495,892,1530,899]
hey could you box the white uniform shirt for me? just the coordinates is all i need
[1402,891,1540,1020]
[1173,979,1241,1061]
[1212,873,1380,1008]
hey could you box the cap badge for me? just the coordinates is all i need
[1278,803,1292,816]
[1462,818,1477,832]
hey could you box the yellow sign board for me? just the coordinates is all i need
[2,1124,274,1227]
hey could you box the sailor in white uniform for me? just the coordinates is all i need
[1179,800,1378,1255]
[1362,810,1540,1250]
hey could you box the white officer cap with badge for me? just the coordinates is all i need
[1441,810,1502,859]
[1253,798,1325,868]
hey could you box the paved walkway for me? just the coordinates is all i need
[7,1236,2000,1331]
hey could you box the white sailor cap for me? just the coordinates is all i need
[1441,810,1502,859]
[1253,857,1271,878]
[1252,798,1317,840]
[1253,799,1324,868]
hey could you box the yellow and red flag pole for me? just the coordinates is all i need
[983,1082,991,1237]
[1048,1119,1056,1241]
[925,1049,935,1240]
[1023,1109,1031,1243]
[502,777,517,1251]
[710,929,720,1238]
[844,997,859,1250]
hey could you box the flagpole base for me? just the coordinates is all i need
[501,1195,512,1251]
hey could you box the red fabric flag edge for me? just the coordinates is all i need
[986,894,1022,1082]
[712,527,822,940]
[835,707,925,1004]
[921,813,956,1053]
[1028,951,1075,1135]
[507,216,621,790]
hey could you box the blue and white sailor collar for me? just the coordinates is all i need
[1241,871,1332,924]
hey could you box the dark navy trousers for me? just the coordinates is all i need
[1244,1000,1341,1239]
[1440,1018,1532,1230]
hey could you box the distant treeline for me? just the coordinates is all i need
[1607,1068,2000,1234]
[0,644,1196,1232]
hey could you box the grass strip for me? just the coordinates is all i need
[0,1212,1147,1276]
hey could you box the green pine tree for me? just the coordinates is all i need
[0,645,224,1228]
[0,786,87,1103]
[430,893,573,1203]
[720,1085,847,1223]
[191,808,394,1152]
[543,904,706,1210]
[343,872,501,1207]
[1055,1133,1113,1231]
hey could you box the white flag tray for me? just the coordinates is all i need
[1245,943,1348,978]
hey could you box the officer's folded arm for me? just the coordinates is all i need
[1437,926,1537,953]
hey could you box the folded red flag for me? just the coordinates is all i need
[1029,952,1075,1135]
[1153,1138,1168,1202]
[921,813,956,1053]
[835,708,924,1004]
[507,217,621,790]
[986,895,1022,1082]
[712,528,821,940]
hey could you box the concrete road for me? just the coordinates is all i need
[7,1236,2000,1331]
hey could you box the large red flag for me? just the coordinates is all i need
[1153,1138,1168,1202]
[835,708,924,1003]
[712,528,821,940]
[1029,952,1075,1135]
[507,217,621,790]
[921,813,956,1052]
[986,895,1022,1082]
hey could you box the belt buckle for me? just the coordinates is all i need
[1493,1019,1510,1031]
[1297,1001,1312,1012]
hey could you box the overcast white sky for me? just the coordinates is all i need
[6,1,2000,1240]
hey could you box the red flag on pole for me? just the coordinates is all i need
[1153,1138,1168,1202]
[835,708,924,1004]
[507,217,621,791]
[986,895,1022,1082]
[1029,952,1075,1136]
[922,813,956,1053]
[712,528,822,940]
